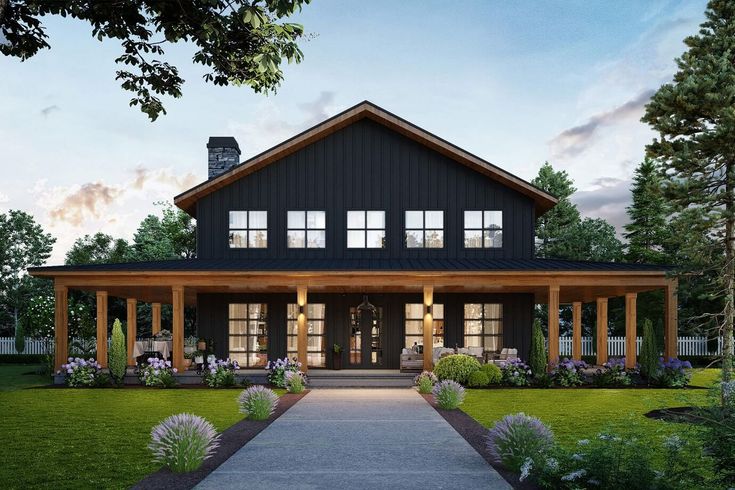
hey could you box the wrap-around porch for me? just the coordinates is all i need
[35,268,678,374]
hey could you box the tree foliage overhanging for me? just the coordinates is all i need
[0,0,312,120]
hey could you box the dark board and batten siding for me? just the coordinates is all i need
[196,119,536,260]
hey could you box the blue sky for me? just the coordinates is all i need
[0,0,708,264]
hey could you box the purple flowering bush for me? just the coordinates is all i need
[592,357,636,387]
[139,358,178,388]
[202,358,239,388]
[59,357,107,387]
[284,370,307,394]
[650,357,692,388]
[265,357,301,388]
[432,379,466,409]
[148,413,220,472]
[238,385,279,420]
[486,413,555,472]
[414,370,438,394]
[551,358,588,387]
[500,358,532,387]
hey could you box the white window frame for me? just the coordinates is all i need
[347,210,386,248]
[228,211,268,248]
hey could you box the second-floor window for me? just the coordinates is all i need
[287,211,326,248]
[405,210,444,248]
[464,210,503,248]
[229,211,267,248]
[347,211,386,248]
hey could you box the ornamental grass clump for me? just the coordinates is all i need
[433,354,481,385]
[486,413,554,472]
[139,358,178,388]
[238,385,279,420]
[265,357,301,388]
[500,358,532,386]
[551,358,587,387]
[284,370,307,394]
[202,358,239,388]
[148,413,220,473]
[432,379,466,409]
[59,357,108,387]
[414,371,438,394]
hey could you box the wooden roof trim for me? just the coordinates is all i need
[173,101,558,216]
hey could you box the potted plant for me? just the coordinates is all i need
[197,337,207,351]
[332,343,343,370]
[183,351,195,369]
[193,350,205,365]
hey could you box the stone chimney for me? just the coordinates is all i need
[207,137,241,179]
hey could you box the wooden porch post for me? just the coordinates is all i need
[625,293,637,369]
[596,297,608,365]
[548,285,560,364]
[151,303,161,335]
[297,285,308,373]
[423,285,434,372]
[572,301,582,361]
[172,286,185,372]
[126,298,137,367]
[664,278,678,359]
[54,284,68,371]
[96,291,108,368]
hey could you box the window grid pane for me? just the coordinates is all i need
[405,303,444,349]
[288,211,326,248]
[463,303,503,353]
[287,304,326,367]
[347,211,385,249]
[228,211,267,248]
[405,211,443,248]
[228,303,268,367]
[464,210,502,249]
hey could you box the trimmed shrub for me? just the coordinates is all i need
[432,379,466,409]
[139,358,177,388]
[14,323,25,354]
[500,358,532,386]
[108,319,126,386]
[468,370,490,388]
[639,319,659,380]
[480,363,502,385]
[238,385,279,420]
[414,371,438,394]
[486,413,554,472]
[528,319,547,377]
[203,358,239,388]
[433,354,481,385]
[148,413,220,473]
[284,370,306,394]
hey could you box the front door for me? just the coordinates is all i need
[348,296,384,368]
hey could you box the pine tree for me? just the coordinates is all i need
[642,0,735,382]
[529,319,548,376]
[532,162,581,258]
[108,319,127,386]
[624,159,669,264]
[639,319,659,381]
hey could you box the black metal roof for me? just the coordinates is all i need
[207,136,240,153]
[29,258,672,274]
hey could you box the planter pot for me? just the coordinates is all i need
[194,356,204,364]
[197,341,207,351]
[183,358,193,369]
[332,353,342,370]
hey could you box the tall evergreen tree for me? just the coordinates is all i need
[624,159,669,264]
[532,162,580,258]
[642,0,735,382]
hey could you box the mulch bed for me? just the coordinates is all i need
[132,390,309,490]
[421,394,538,490]
[644,406,701,423]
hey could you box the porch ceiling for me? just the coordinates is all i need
[33,269,671,306]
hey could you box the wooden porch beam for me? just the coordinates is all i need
[172,286,185,372]
[151,302,161,335]
[54,284,68,371]
[297,285,308,373]
[548,285,560,365]
[423,285,434,372]
[625,293,637,369]
[572,301,582,361]
[664,279,678,359]
[126,298,137,367]
[596,297,608,365]
[96,291,108,368]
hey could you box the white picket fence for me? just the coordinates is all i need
[558,336,723,357]
[0,337,105,355]
[0,335,727,357]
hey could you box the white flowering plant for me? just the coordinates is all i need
[59,357,108,387]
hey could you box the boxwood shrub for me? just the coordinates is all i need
[433,354,481,385]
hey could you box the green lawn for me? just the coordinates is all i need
[0,365,282,489]
[462,369,721,448]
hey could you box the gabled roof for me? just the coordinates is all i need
[174,101,558,216]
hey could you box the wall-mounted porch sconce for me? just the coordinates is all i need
[299,304,305,315]
[425,304,433,316]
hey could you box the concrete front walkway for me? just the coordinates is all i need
[196,389,511,489]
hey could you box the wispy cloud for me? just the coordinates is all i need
[46,182,123,226]
[131,166,198,191]
[550,89,655,158]
[0,191,9,204]
[572,177,632,236]
[40,105,60,117]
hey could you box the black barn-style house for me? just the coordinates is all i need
[31,101,677,375]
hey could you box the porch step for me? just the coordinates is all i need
[306,370,415,388]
